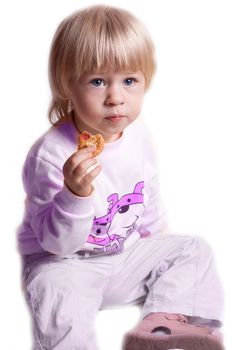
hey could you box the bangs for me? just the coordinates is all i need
[73,9,155,82]
[63,6,156,89]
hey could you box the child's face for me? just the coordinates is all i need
[70,70,145,142]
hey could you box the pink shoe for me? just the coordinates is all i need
[122,312,224,350]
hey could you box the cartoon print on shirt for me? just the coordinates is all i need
[86,181,144,254]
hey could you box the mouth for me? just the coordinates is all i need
[105,115,126,122]
[123,215,139,229]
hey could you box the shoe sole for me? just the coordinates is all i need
[123,332,224,350]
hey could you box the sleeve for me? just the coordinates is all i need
[23,156,95,256]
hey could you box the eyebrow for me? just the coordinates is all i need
[86,71,142,77]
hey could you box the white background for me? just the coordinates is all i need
[0,0,232,349]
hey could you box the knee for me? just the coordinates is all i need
[177,234,215,264]
[194,235,214,253]
[189,235,216,266]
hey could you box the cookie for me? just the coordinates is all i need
[78,131,104,157]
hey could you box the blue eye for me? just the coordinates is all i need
[124,78,135,86]
[90,79,104,87]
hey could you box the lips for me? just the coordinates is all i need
[105,115,125,122]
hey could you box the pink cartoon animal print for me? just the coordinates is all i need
[86,181,144,254]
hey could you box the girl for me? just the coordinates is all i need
[18,5,224,349]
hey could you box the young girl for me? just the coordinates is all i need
[18,5,224,350]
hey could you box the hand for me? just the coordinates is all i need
[63,146,102,197]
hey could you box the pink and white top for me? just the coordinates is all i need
[17,118,167,258]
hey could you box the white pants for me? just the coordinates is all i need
[22,233,224,350]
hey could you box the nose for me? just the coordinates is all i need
[104,84,124,106]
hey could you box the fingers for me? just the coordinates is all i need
[63,145,102,197]
[82,164,102,183]
[63,146,96,177]
[73,157,97,177]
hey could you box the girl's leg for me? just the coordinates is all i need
[102,234,224,349]
[141,234,224,322]
[22,253,111,350]
[102,233,224,322]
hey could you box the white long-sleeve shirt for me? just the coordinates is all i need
[17,118,167,258]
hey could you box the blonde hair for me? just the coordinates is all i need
[48,5,156,124]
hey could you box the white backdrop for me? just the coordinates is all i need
[0,0,232,349]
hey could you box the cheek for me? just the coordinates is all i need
[73,94,95,112]
[80,91,102,106]
[131,94,144,111]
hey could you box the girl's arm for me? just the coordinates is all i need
[23,155,96,256]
